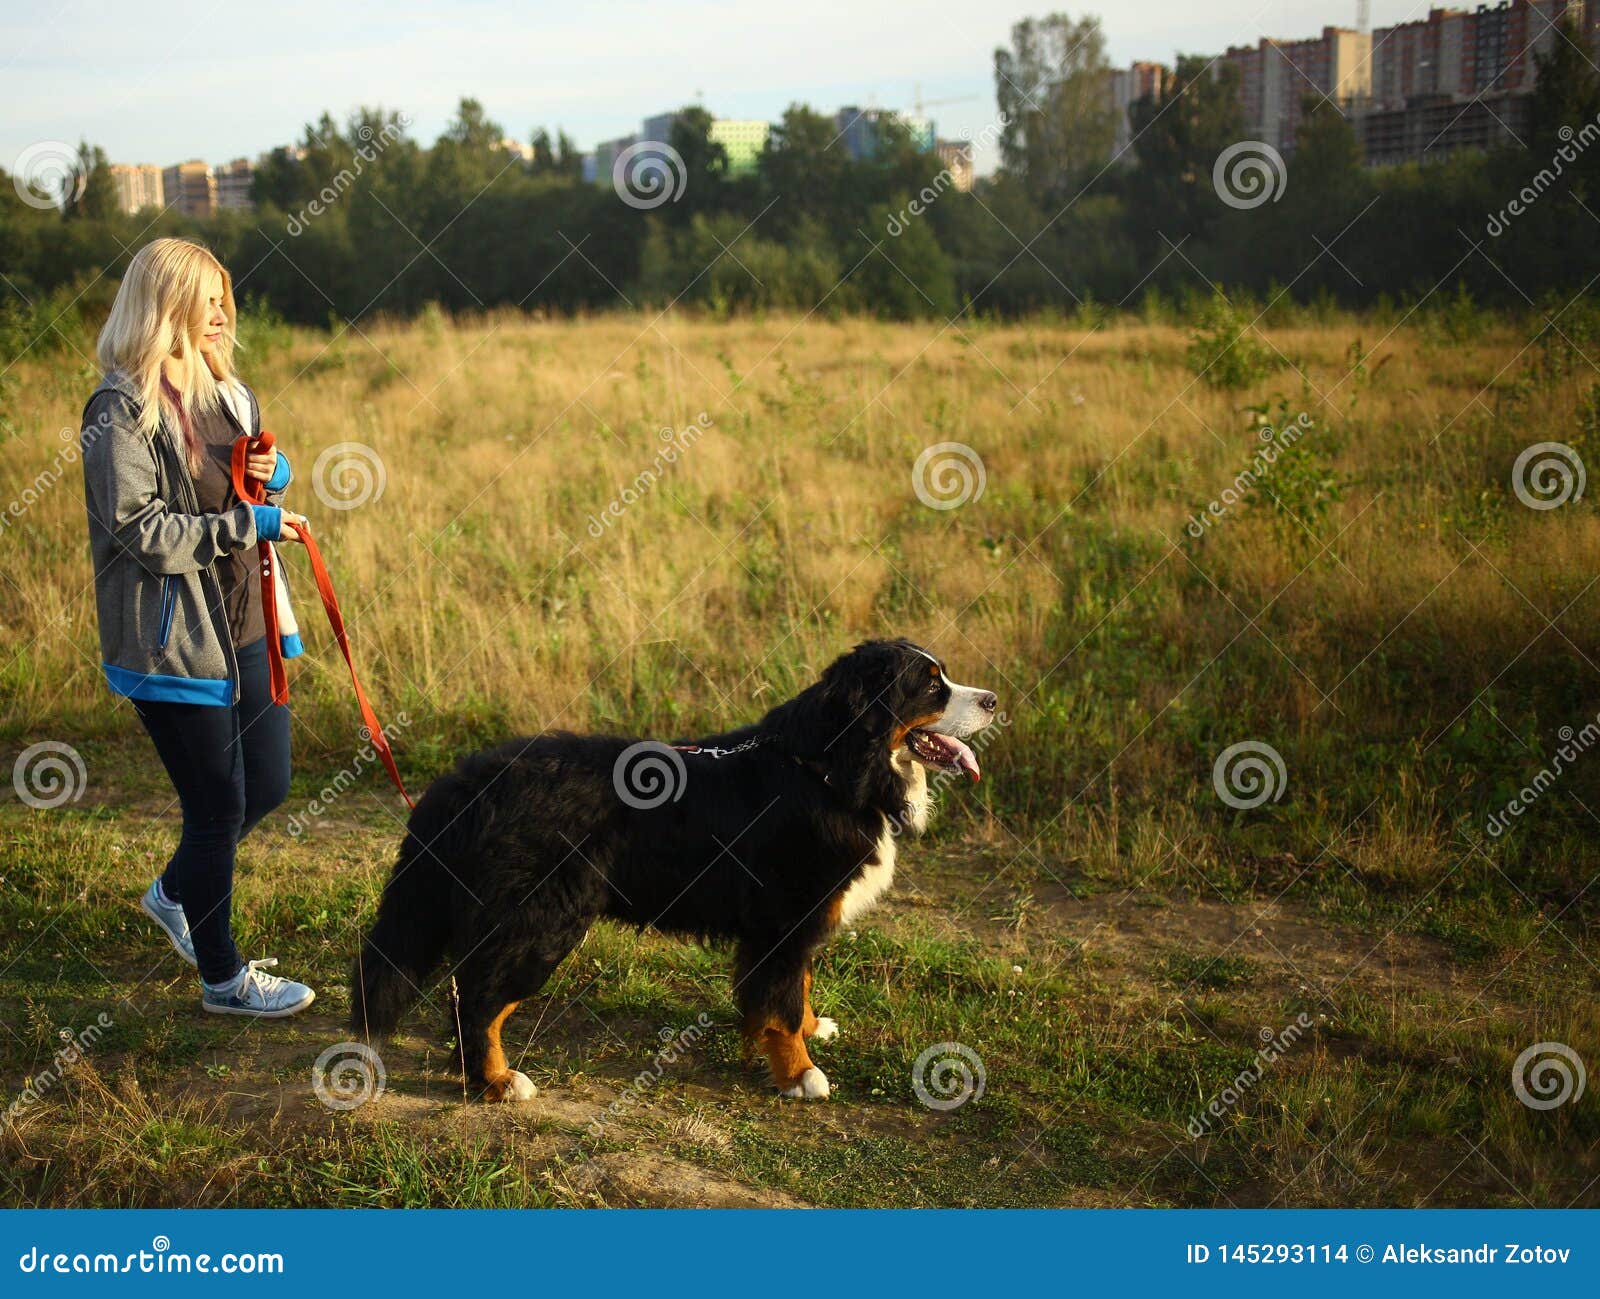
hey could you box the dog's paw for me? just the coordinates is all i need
[487,1070,538,1103]
[810,1016,839,1043]
[780,1066,831,1100]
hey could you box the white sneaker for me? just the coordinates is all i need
[140,879,197,967]
[201,958,316,1018]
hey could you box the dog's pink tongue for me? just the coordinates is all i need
[948,735,980,782]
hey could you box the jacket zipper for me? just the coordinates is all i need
[157,575,176,648]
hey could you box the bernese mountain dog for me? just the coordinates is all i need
[350,638,998,1102]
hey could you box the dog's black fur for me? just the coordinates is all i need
[350,638,996,1101]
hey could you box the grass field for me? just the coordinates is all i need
[1,301,1597,1206]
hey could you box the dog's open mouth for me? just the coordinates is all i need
[905,728,980,781]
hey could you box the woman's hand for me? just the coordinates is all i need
[245,448,280,484]
[278,512,310,545]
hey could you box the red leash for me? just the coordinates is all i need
[231,431,415,810]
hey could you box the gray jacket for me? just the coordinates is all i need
[80,370,298,708]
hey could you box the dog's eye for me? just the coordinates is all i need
[928,679,943,693]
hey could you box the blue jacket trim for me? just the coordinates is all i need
[281,632,304,659]
[104,662,232,706]
[265,453,292,493]
[251,505,282,541]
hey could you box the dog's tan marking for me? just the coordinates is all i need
[744,1014,821,1093]
[891,706,947,751]
[802,970,839,1042]
[480,1001,527,1102]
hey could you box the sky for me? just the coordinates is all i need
[2,1,1441,179]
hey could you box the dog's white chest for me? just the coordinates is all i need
[838,819,897,924]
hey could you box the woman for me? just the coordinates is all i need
[80,237,316,1018]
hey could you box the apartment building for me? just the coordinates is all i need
[160,160,215,218]
[109,163,164,214]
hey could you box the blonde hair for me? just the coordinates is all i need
[97,238,238,470]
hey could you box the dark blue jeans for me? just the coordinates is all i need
[132,636,291,983]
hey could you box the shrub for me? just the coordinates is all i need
[1185,290,1276,390]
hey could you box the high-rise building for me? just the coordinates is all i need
[1370,2,1573,108]
[709,119,770,176]
[215,158,254,211]
[833,107,936,160]
[109,163,164,214]
[640,110,770,176]
[592,135,637,183]
[934,139,974,191]
[641,113,679,146]
[1217,27,1372,155]
[161,160,215,218]
[1363,1,1580,164]
[1106,61,1168,162]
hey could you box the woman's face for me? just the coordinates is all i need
[195,270,227,358]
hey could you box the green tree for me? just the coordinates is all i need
[555,130,583,181]
[64,141,117,220]
[666,105,729,221]
[859,201,957,318]
[427,97,510,203]
[1123,56,1244,251]
[530,128,556,175]
[759,105,855,240]
[1530,16,1600,153]
[993,13,1115,203]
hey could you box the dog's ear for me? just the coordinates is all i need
[764,646,902,806]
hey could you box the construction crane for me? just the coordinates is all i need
[1356,0,1370,34]
[912,84,979,118]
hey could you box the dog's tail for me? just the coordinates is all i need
[350,821,454,1038]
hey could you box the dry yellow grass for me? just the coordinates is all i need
[3,307,1598,875]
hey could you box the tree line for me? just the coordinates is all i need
[3,11,1599,341]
